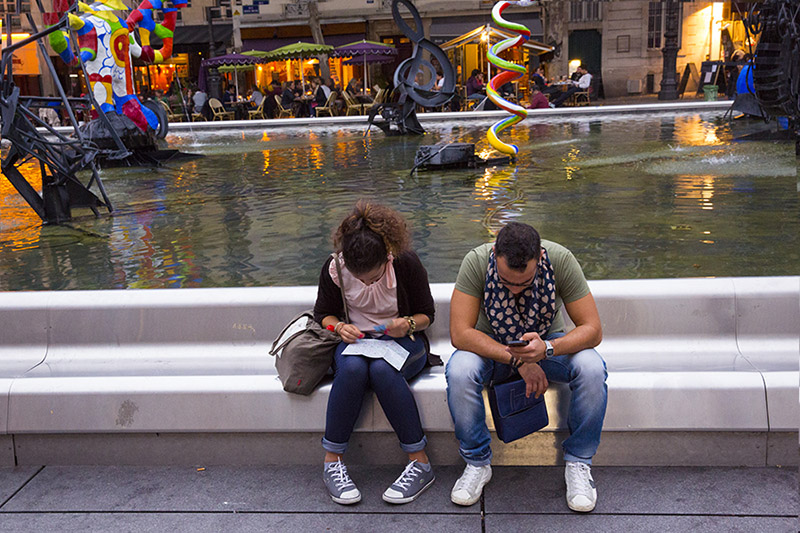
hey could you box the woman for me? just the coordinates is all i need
[466,69,485,100]
[310,78,327,116]
[314,200,437,506]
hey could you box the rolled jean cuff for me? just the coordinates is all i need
[460,449,492,467]
[400,435,427,454]
[564,451,592,465]
[321,437,348,455]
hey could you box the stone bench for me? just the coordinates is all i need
[0,277,796,467]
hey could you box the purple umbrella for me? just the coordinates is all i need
[342,54,396,65]
[332,40,397,89]
[198,53,263,99]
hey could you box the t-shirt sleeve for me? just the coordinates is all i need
[454,247,487,299]
[554,249,591,303]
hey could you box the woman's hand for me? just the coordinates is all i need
[384,317,410,338]
[337,323,364,344]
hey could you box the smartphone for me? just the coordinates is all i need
[507,339,529,347]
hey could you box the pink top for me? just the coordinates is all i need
[329,252,399,331]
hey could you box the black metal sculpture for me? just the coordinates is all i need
[738,0,799,154]
[366,0,456,135]
[1,0,199,224]
[1,6,120,224]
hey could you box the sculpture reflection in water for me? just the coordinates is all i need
[0,0,188,225]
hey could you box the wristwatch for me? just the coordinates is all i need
[544,340,554,358]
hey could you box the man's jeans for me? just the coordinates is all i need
[445,333,607,466]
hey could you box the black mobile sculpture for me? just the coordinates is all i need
[366,0,455,137]
[735,0,799,154]
[1,0,193,225]
[370,0,513,172]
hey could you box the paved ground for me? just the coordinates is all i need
[0,465,796,532]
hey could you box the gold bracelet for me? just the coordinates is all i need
[403,316,416,340]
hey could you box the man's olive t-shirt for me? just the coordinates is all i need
[454,241,590,336]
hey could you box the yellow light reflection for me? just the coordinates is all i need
[673,115,723,146]
[0,157,43,247]
[562,147,580,180]
[673,175,716,212]
[262,149,270,175]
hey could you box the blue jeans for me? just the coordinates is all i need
[445,332,607,466]
[323,335,428,454]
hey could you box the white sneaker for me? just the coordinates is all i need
[565,461,597,512]
[450,464,492,506]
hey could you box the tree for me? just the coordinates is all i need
[308,1,331,81]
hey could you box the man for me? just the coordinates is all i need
[550,65,592,108]
[446,222,607,512]
[527,85,550,110]
[319,77,332,100]
[530,65,547,92]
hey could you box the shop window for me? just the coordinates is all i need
[570,1,601,22]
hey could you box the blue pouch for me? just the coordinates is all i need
[488,376,549,443]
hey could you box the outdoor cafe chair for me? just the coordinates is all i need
[248,98,267,120]
[567,90,591,107]
[160,100,183,122]
[366,88,387,114]
[209,98,234,121]
[315,91,338,117]
[274,95,294,119]
[343,91,366,116]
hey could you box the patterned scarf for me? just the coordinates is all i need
[483,247,557,345]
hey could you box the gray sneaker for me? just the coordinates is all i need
[382,460,435,504]
[323,460,361,505]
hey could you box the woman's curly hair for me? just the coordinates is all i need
[333,200,411,275]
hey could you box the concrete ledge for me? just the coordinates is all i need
[43,100,733,136]
[0,276,797,467]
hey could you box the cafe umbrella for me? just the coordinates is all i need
[199,53,264,100]
[331,40,397,90]
[259,42,335,90]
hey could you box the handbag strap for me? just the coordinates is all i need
[333,253,350,324]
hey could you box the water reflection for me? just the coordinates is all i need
[0,111,797,290]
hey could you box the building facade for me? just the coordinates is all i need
[19,1,744,100]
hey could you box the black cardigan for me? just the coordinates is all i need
[313,250,439,365]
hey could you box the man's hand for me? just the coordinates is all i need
[518,362,548,399]
[507,332,547,364]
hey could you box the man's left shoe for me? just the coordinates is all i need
[565,461,597,512]
[382,460,435,504]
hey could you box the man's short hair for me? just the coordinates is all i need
[495,222,541,270]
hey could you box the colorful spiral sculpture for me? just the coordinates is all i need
[486,1,533,155]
